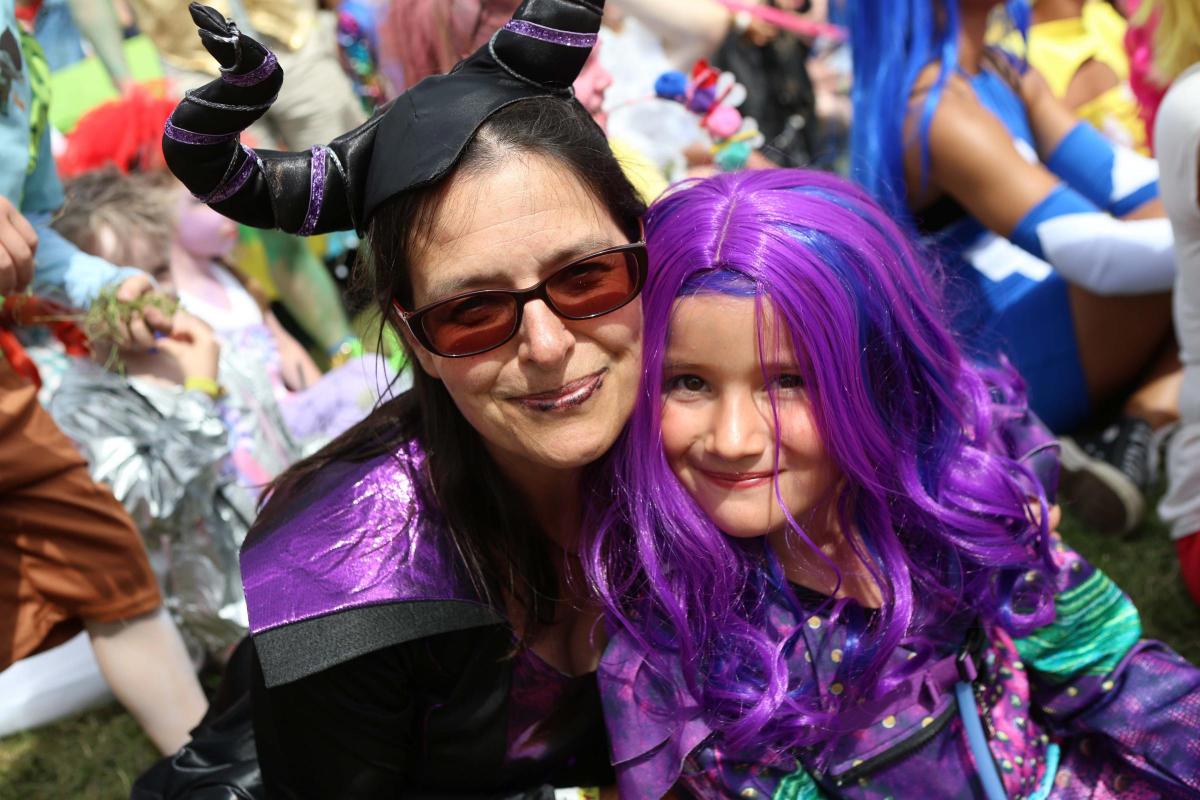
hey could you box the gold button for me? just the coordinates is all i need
[808,616,822,630]
[830,682,844,695]
[882,715,897,729]
[831,649,843,663]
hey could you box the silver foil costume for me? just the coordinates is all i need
[48,349,303,661]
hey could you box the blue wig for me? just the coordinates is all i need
[846,0,1030,223]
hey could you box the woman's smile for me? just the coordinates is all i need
[511,369,607,412]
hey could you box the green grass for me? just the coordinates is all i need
[1,505,1197,799]
[1058,500,1200,664]
[0,704,157,800]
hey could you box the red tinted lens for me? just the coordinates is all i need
[421,292,519,355]
[545,251,637,318]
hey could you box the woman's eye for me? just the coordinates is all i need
[447,296,505,325]
[556,261,611,293]
[666,374,707,394]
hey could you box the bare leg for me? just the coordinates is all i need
[1125,344,1183,430]
[86,608,208,754]
[1068,285,1180,427]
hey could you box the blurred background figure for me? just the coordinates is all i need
[848,0,1178,535]
[1143,0,1200,605]
[66,0,366,367]
[0,0,206,753]
[1001,0,1147,152]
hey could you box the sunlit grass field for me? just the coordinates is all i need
[2,502,1198,799]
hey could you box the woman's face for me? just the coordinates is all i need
[405,155,642,475]
[660,294,839,538]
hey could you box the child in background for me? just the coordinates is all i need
[50,170,273,661]
[592,171,1200,799]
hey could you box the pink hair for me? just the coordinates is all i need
[1125,0,1167,150]
[377,0,521,94]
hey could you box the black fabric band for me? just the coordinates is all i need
[254,600,502,687]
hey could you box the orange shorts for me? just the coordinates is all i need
[0,360,161,669]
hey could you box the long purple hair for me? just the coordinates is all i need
[585,169,1058,758]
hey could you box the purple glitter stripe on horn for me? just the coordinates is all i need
[197,146,259,205]
[163,119,238,146]
[502,19,597,48]
[297,146,328,236]
[220,50,279,87]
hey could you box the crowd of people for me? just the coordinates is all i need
[1,0,1199,797]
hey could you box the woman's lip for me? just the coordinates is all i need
[512,370,606,411]
[697,468,777,489]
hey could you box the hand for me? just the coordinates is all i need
[1028,501,1062,533]
[156,310,221,383]
[0,196,37,296]
[188,2,272,74]
[110,274,174,352]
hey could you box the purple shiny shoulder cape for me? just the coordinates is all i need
[241,441,501,687]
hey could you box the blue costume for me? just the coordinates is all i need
[847,0,1172,433]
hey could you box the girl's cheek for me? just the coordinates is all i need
[661,402,712,468]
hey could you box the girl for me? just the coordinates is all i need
[591,170,1200,799]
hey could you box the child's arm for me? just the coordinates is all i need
[1015,540,1200,793]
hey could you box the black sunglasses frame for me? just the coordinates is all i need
[393,241,648,358]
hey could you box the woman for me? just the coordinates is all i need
[848,0,1179,534]
[590,169,1200,798]
[148,1,645,796]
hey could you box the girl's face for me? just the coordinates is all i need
[660,294,839,538]
[175,190,238,261]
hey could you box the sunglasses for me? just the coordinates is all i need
[394,241,648,358]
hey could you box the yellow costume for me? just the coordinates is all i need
[1004,1,1148,152]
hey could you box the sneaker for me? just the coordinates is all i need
[1058,416,1153,534]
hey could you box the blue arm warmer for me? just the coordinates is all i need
[1045,122,1159,217]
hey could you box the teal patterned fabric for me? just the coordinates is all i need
[1014,568,1142,682]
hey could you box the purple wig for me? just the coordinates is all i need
[585,169,1058,759]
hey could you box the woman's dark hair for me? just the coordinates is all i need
[250,96,646,642]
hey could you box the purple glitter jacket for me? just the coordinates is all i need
[240,441,502,687]
[600,540,1200,800]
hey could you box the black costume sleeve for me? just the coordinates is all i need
[162,4,377,234]
[251,634,560,800]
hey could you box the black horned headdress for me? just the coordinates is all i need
[163,0,605,235]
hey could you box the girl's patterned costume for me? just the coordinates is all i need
[602,539,1200,799]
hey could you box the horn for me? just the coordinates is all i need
[164,0,607,233]
[163,4,374,234]
[491,0,605,90]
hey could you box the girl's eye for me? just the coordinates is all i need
[666,374,707,394]
[773,374,805,391]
